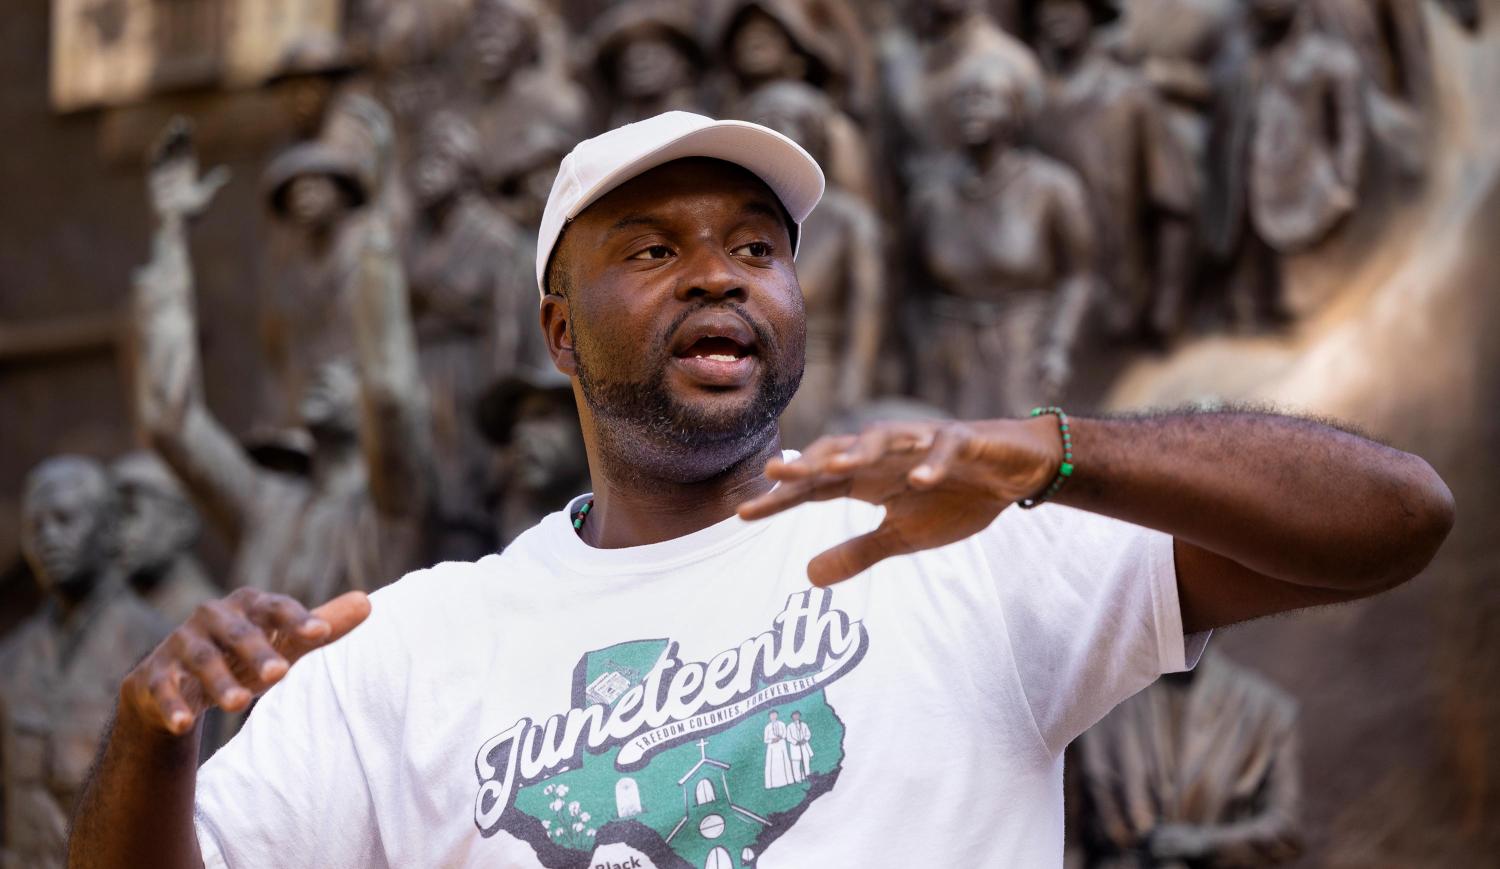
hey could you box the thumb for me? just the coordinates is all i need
[309,591,373,645]
[807,524,908,587]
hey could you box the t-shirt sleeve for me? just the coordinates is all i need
[193,626,392,868]
[978,504,1207,756]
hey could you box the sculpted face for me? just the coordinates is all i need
[21,457,114,599]
[1248,0,1297,25]
[413,117,476,208]
[285,174,345,228]
[948,66,1021,147]
[110,453,199,579]
[731,11,795,81]
[616,35,692,100]
[1037,0,1092,52]
[544,158,805,482]
[473,2,532,83]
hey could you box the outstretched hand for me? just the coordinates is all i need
[120,588,372,737]
[147,117,231,222]
[738,418,1062,586]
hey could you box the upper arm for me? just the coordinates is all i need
[1174,537,1366,633]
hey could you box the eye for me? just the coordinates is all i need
[628,244,674,261]
[732,241,773,258]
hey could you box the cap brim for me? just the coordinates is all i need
[564,119,825,245]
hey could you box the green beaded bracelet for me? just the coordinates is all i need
[1019,406,1074,509]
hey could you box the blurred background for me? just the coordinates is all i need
[0,0,1496,866]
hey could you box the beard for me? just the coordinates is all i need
[574,303,803,465]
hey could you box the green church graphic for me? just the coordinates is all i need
[498,636,851,868]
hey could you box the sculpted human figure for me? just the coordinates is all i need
[108,451,218,625]
[467,0,590,200]
[1028,0,1197,343]
[713,0,876,205]
[1115,0,1246,249]
[1220,0,1366,327]
[915,31,1097,419]
[1076,651,1302,867]
[739,81,885,447]
[475,368,590,546]
[258,94,398,429]
[586,0,708,128]
[132,119,430,607]
[1,457,167,869]
[406,110,537,558]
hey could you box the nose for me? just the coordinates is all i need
[674,244,747,304]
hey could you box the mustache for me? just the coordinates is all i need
[657,302,776,356]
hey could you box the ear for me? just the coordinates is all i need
[539,294,577,376]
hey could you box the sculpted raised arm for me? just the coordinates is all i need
[350,217,434,518]
[129,120,260,544]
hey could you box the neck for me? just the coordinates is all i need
[1049,39,1088,74]
[578,431,781,549]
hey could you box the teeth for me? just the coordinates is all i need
[706,353,737,362]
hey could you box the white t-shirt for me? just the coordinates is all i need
[195,490,1205,868]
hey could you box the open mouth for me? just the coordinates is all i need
[677,335,751,362]
[669,315,760,387]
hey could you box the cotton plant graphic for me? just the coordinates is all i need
[539,783,598,851]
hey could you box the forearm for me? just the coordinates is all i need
[69,703,204,869]
[352,219,432,515]
[1051,411,1454,591]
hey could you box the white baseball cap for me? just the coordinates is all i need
[535,111,826,298]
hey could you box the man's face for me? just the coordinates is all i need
[546,159,805,483]
[21,463,111,598]
[1037,0,1092,52]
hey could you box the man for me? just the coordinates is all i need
[4,458,167,869]
[71,112,1454,868]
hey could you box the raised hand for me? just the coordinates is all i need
[738,418,1063,586]
[120,587,372,736]
[147,117,231,223]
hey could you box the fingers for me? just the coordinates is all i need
[909,424,969,489]
[200,601,288,685]
[130,664,195,736]
[121,589,373,738]
[312,591,374,645]
[738,472,854,521]
[807,523,910,587]
[172,626,252,713]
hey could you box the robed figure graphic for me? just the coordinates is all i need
[763,711,795,789]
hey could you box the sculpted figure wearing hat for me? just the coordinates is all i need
[129,120,430,609]
[914,31,1097,418]
[404,110,537,559]
[257,93,398,429]
[1028,0,1197,343]
[586,0,708,128]
[75,111,1453,869]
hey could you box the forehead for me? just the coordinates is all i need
[25,472,105,513]
[575,158,786,231]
